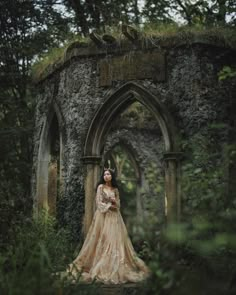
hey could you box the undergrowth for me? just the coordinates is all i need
[0,211,100,295]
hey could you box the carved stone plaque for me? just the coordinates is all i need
[99,51,166,86]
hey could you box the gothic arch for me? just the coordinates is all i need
[104,141,145,222]
[84,82,177,157]
[103,140,142,183]
[35,101,66,215]
[82,82,181,234]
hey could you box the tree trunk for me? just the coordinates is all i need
[217,0,227,24]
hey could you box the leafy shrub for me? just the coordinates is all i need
[0,211,100,295]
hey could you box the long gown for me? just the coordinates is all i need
[66,184,151,284]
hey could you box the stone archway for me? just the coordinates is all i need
[35,102,65,215]
[82,82,181,234]
[103,141,143,224]
[103,140,142,185]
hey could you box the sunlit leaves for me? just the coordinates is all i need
[218,65,236,81]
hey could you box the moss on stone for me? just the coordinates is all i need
[31,25,236,83]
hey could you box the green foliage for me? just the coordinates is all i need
[31,34,90,81]
[32,24,236,83]
[62,0,236,34]
[142,0,236,26]
[1,0,236,293]
[218,66,236,81]
[140,125,236,294]
[63,0,141,35]
[181,134,227,215]
[0,211,100,295]
[31,46,66,81]
[0,0,73,247]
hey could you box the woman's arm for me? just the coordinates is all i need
[110,188,120,210]
[95,184,112,213]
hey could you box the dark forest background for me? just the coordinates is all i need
[0,1,236,294]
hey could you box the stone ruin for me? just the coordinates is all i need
[31,27,236,241]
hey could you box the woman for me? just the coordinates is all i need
[66,168,151,284]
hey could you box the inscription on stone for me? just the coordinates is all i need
[99,51,166,86]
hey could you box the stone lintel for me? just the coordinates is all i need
[35,34,235,84]
[99,51,166,86]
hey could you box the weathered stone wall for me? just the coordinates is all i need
[31,40,236,241]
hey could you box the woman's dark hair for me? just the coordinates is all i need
[96,169,119,190]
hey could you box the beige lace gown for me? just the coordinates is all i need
[67,184,151,284]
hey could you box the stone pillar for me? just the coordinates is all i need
[36,159,49,211]
[58,135,64,200]
[48,160,58,215]
[81,156,102,236]
[136,185,143,223]
[163,152,182,223]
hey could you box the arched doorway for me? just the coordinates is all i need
[35,103,65,216]
[103,143,142,233]
[82,82,181,235]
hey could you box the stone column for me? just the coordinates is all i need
[136,176,143,224]
[36,159,49,211]
[48,160,57,215]
[163,152,182,223]
[81,156,102,236]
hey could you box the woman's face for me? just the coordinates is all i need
[103,170,112,182]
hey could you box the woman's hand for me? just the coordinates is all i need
[110,204,117,211]
[110,196,116,204]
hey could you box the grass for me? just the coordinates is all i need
[31,47,65,81]
[31,35,90,82]
[31,23,236,82]
[0,211,102,295]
